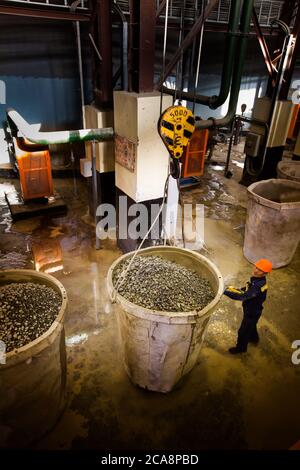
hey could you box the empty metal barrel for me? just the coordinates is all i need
[244,179,300,268]
[277,160,300,183]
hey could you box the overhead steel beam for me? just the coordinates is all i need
[155,0,219,89]
[156,20,271,35]
[0,4,90,21]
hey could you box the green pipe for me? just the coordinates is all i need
[161,0,242,109]
[196,0,254,129]
[209,0,243,109]
[7,109,114,145]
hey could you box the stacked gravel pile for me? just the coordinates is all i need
[0,282,62,352]
[113,255,215,312]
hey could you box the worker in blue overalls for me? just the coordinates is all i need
[224,258,273,354]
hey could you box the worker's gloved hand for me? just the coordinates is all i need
[224,286,243,294]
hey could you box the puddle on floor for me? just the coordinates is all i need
[0,177,96,275]
[0,181,17,199]
[182,168,247,223]
[209,164,224,171]
[232,160,244,169]
[0,250,32,269]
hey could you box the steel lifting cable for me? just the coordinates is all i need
[192,0,205,114]
[176,174,186,248]
[160,0,170,115]
[112,172,171,303]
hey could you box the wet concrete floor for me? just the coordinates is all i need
[0,147,299,450]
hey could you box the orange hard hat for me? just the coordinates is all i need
[255,258,273,273]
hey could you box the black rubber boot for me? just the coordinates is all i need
[248,336,259,345]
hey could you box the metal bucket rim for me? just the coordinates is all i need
[277,160,300,168]
[247,178,300,210]
[0,269,67,366]
[107,246,224,322]
[277,161,300,181]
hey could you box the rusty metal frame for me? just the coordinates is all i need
[265,0,300,98]
[279,1,300,99]
[252,6,276,80]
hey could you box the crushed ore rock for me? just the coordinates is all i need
[0,282,62,352]
[113,255,215,312]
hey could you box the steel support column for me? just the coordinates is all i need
[128,0,156,92]
[93,0,113,107]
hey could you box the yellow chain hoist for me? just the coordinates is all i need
[158,105,195,159]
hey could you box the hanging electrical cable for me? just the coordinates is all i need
[112,171,171,302]
[177,176,186,248]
